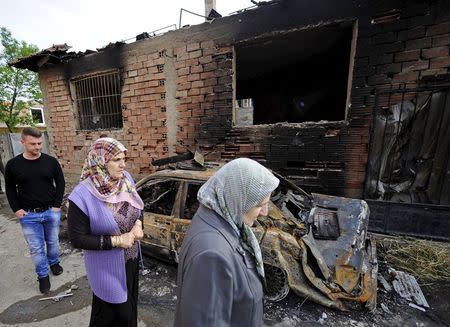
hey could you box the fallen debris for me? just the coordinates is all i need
[317,312,327,325]
[39,293,73,302]
[38,284,78,303]
[389,268,429,308]
[349,320,365,327]
[380,302,392,314]
[377,274,392,292]
[408,303,426,312]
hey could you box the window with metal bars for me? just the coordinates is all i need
[71,70,123,130]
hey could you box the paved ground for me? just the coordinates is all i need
[0,192,448,327]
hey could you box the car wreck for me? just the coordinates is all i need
[136,161,377,311]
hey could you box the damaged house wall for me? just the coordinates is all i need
[21,0,450,199]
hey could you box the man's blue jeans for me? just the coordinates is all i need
[19,209,61,278]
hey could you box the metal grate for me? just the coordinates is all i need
[72,71,123,130]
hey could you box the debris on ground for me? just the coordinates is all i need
[389,268,429,308]
[38,284,78,303]
[408,303,426,312]
[380,303,392,314]
[378,237,450,282]
[349,320,366,327]
[317,312,327,324]
[377,274,392,292]
[39,293,73,302]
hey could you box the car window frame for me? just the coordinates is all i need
[179,181,204,220]
[139,178,183,218]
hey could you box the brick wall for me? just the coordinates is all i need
[174,42,234,153]
[38,1,450,198]
[121,50,168,175]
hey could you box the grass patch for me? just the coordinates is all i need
[377,237,450,283]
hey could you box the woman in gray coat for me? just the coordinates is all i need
[174,158,279,327]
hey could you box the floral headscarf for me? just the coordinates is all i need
[197,158,279,280]
[80,137,144,210]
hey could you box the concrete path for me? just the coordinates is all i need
[0,199,160,327]
[0,209,92,326]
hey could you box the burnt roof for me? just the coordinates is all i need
[8,42,124,72]
[8,1,276,72]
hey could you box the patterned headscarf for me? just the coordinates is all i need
[197,158,279,280]
[80,137,144,210]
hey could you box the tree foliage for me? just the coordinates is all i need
[0,27,42,132]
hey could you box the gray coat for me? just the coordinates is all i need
[174,205,264,327]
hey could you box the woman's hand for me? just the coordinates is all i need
[131,221,144,241]
[113,232,135,249]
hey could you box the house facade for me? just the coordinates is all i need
[12,0,450,213]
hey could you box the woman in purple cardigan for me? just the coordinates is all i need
[67,137,144,327]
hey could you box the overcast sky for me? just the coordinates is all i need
[0,0,253,52]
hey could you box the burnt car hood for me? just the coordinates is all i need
[257,191,377,310]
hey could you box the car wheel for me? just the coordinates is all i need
[264,264,289,301]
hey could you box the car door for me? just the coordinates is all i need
[170,181,203,262]
[139,178,182,262]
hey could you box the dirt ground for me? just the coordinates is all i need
[0,197,449,327]
[137,253,450,327]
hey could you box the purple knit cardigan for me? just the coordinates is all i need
[68,172,140,303]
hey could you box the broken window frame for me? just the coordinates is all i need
[140,179,181,216]
[69,69,123,131]
[30,107,45,125]
[232,19,358,126]
[180,182,202,219]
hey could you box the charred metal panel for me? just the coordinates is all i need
[170,218,191,262]
[365,85,450,240]
[367,200,450,241]
[312,208,340,240]
[366,86,450,205]
[142,213,172,260]
[310,194,371,292]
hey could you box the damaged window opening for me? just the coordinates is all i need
[71,70,123,130]
[235,22,355,125]
[140,180,179,215]
[30,107,45,125]
[182,183,202,219]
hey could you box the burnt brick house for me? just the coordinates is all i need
[12,0,450,238]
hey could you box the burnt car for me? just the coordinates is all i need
[136,164,377,311]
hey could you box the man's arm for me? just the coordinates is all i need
[53,159,65,208]
[4,160,21,213]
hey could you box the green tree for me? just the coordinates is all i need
[0,27,42,132]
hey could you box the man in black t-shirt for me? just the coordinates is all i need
[5,127,65,294]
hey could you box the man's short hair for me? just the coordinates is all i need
[21,127,42,139]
